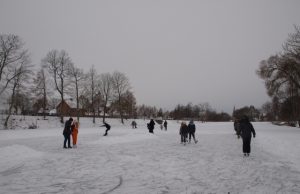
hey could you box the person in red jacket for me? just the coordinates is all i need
[71,120,79,148]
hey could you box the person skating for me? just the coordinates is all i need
[131,120,137,129]
[187,120,198,144]
[238,115,256,157]
[71,120,79,148]
[179,121,189,145]
[101,122,111,136]
[147,119,155,133]
[63,117,73,148]
[163,120,168,131]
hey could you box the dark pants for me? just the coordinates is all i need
[189,132,196,142]
[181,134,187,143]
[148,126,154,133]
[243,138,251,154]
[104,128,110,136]
[64,134,71,148]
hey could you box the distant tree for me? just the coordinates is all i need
[233,106,260,121]
[78,94,91,114]
[206,111,231,121]
[137,105,157,119]
[157,108,163,118]
[32,67,49,119]
[98,73,113,122]
[272,96,281,120]
[0,34,29,96]
[261,101,274,121]
[257,55,299,97]
[257,25,300,121]
[112,71,131,124]
[43,50,72,123]
[68,63,85,121]
[94,92,103,117]
[4,61,32,128]
[198,103,212,122]
[121,90,137,119]
[283,25,300,65]
[15,93,31,115]
[137,104,147,120]
[83,66,98,123]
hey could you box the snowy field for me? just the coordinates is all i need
[0,116,300,194]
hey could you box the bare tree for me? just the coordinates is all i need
[68,63,85,121]
[32,67,49,119]
[4,60,32,128]
[94,92,103,117]
[283,25,300,64]
[198,102,212,122]
[257,26,300,121]
[42,50,72,123]
[0,34,29,96]
[121,90,137,119]
[85,66,98,123]
[98,73,113,122]
[112,71,131,124]
[137,104,157,119]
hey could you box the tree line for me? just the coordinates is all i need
[0,34,137,128]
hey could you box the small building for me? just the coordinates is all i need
[56,99,85,117]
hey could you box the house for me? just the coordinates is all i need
[56,99,85,117]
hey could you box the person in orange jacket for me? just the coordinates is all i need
[71,120,79,148]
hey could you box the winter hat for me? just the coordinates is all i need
[189,120,194,124]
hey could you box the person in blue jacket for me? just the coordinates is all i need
[188,120,198,144]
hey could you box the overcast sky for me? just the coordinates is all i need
[1,0,300,113]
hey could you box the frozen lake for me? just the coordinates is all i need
[0,117,300,193]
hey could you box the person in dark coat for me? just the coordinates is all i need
[188,120,198,143]
[63,117,73,148]
[131,120,137,129]
[179,121,189,145]
[101,122,111,136]
[238,115,256,157]
[147,119,155,133]
[163,120,168,131]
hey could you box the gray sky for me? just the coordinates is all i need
[1,0,300,113]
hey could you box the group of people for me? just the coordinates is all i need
[146,119,168,133]
[234,115,256,157]
[63,117,79,148]
[63,117,111,149]
[63,116,256,158]
[146,118,198,145]
[179,120,198,145]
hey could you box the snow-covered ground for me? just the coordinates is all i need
[0,116,300,194]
